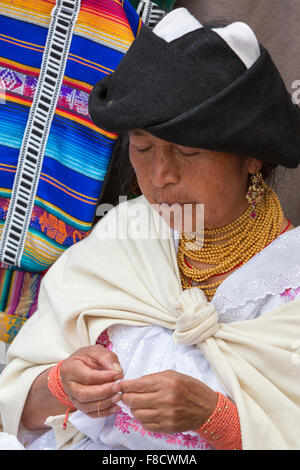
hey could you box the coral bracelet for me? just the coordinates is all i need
[47,361,76,429]
[196,392,242,450]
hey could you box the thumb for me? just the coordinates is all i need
[89,345,124,376]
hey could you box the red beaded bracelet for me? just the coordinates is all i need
[196,392,242,450]
[47,361,77,429]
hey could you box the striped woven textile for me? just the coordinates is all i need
[0,0,141,272]
[0,0,141,343]
[0,270,42,343]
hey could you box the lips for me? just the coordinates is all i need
[153,197,190,205]
[156,201,194,207]
[158,202,182,205]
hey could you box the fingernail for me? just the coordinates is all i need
[113,362,123,373]
[113,393,121,403]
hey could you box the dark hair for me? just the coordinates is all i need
[261,161,279,186]
[246,160,279,191]
[98,133,137,208]
[116,132,136,197]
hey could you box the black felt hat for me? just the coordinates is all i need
[88,8,300,168]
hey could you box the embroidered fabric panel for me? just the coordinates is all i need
[70,324,215,450]
[280,286,300,301]
[114,410,211,450]
[0,67,90,117]
[107,324,214,449]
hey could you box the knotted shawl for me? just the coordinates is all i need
[0,195,300,449]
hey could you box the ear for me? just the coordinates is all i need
[246,158,263,175]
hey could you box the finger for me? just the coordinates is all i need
[67,380,122,403]
[76,355,107,371]
[86,404,121,419]
[112,381,123,394]
[85,345,124,374]
[72,393,122,414]
[121,392,158,410]
[131,408,160,424]
[65,361,122,386]
[118,375,161,394]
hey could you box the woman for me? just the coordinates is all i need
[1,8,300,450]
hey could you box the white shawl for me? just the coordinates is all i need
[0,195,300,450]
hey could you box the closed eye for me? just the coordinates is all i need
[177,146,200,157]
[135,146,153,152]
[178,150,200,157]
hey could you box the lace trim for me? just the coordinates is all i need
[209,226,300,315]
[213,265,300,316]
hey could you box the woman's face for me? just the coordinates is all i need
[129,130,263,230]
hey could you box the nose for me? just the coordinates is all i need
[151,144,180,188]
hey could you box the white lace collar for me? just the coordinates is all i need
[173,226,300,316]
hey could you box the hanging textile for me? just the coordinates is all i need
[0,0,141,343]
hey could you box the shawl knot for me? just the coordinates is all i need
[173,287,219,345]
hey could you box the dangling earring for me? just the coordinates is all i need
[246,171,265,219]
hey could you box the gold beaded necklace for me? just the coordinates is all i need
[177,180,284,301]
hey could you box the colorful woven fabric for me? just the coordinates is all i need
[0,0,141,272]
[0,270,42,343]
[0,0,141,342]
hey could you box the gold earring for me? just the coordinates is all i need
[246,171,265,219]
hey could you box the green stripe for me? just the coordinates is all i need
[0,270,13,311]
[0,188,11,198]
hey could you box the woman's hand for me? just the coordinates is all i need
[22,344,124,430]
[114,370,218,433]
[60,344,124,418]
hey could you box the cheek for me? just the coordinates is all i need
[183,160,246,205]
[181,163,221,201]
[129,149,151,188]
[129,149,145,174]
